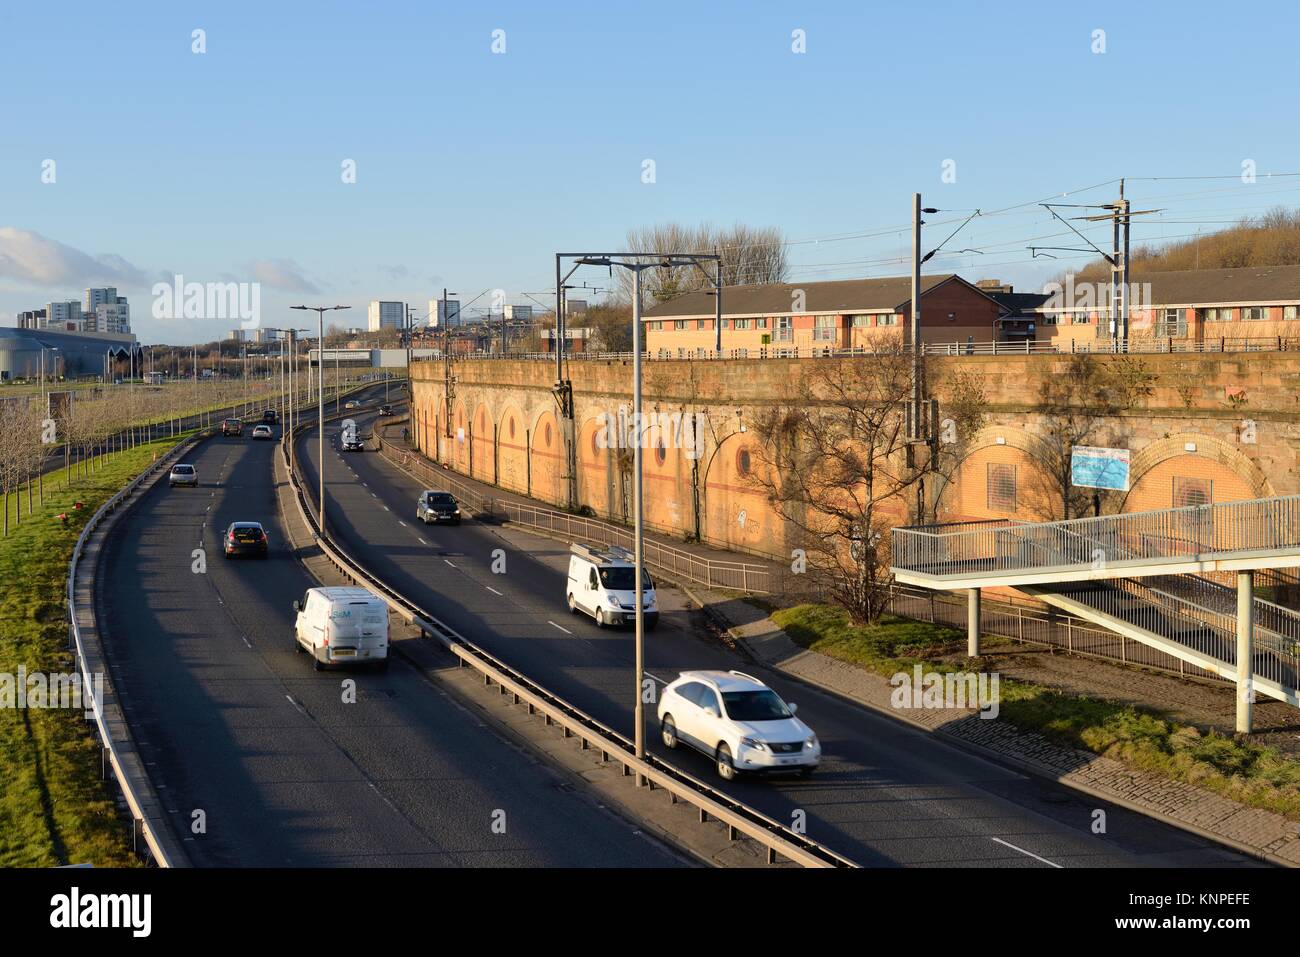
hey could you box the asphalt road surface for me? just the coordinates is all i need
[95,387,684,867]
[293,403,1262,869]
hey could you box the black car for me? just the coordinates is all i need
[378,405,394,416]
[223,521,269,558]
[415,491,461,525]
[262,409,278,424]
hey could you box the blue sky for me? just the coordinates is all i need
[2,0,1298,343]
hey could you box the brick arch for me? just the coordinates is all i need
[578,412,618,518]
[471,400,494,482]
[1122,433,1271,512]
[451,397,469,473]
[492,402,528,494]
[936,425,1059,522]
[702,430,773,555]
[530,408,563,505]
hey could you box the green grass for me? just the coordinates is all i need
[772,602,1300,821]
[0,434,192,866]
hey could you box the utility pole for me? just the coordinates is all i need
[1120,180,1132,349]
[292,305,350,535]
[713,245,723,354]
[910,193,923,439]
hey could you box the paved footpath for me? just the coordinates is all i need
[383,425,1300,867]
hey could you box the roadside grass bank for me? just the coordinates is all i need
[0,432,193,866]
[772,602,1300,821]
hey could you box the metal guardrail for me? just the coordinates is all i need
[67,432,206,868]
[411,335,1300,364]
[284,419,851,867]
[893,496,1300,579]
[372,427,772,594]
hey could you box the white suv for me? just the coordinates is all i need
[657,670,819,780]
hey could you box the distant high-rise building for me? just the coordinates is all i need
[16,308,46,329]
[368,300,405,332]
[566,299,588,315]
[84,287,118,313]
[504,304,532,322]
[44,300,82,331]
[432,298,461,328]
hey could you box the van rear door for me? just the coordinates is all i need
[327,598,388,660]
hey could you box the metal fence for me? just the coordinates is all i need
[893,496,1300,579]
[372,426,772,594]
[412,335,1300,364]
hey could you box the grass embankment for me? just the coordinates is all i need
[772,603,1300,821]
[0,433,193,866]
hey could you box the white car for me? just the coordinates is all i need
[344,400,360,410]
[251,424,274,440]
[168,463,198,487]
[657,670,820,780]
[566,543,657,629]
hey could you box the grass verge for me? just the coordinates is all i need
[772,602,1300,821]
[0,433,192,866]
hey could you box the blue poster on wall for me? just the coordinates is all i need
[1071,446,1131,492]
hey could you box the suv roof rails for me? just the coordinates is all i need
[728,670,762,684]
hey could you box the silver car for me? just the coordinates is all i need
[169,463,199,488]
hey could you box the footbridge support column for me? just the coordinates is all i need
[1236,571,1254,735]
[967,588,981,657]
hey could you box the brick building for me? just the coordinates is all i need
[640,274,1003,355]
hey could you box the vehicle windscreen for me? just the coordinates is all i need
[721,690,792,721]
[427,493,456,505]
[598,567,652,591]
[172,465,194,475]
[231,526,262,541]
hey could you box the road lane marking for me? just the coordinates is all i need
[443,559,456,567]
[285,695,307,716]
[382,505,390,511]
[646,673,669,685]
[485,585,503,596]
[547,620,572,635]
[990,837,1062,868]
[398,520,407,527]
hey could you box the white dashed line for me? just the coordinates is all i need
[485,585,503,596]
[398,520,407,527]
[547,620,572,635]
[443,559,456,568]
[990,838,1062,868]
[382,505,390,512]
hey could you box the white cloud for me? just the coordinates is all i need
[0,227,149,287]
[248,258,320,293]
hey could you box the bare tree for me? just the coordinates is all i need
[617,222,788,308]
[749,354,922,624]
[1032,353,1155,519]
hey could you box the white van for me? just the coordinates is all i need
[292,586,389,670]
[566,544,658,630]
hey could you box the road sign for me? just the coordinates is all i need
[1071,445,1130,492]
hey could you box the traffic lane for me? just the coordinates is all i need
[101,433,683,867]
[304,428,1251,868]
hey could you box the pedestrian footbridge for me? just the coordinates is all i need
[890,497,1300,730]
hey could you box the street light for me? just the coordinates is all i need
[566,251,717,777]
[292,305,350,535]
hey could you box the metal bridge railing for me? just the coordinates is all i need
[893,495,1300,579]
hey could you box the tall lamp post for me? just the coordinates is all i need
[292,305,350,534]
[570,252,718,776]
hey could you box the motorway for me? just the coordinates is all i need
[95,385,684,867]
[293,399,1263,868]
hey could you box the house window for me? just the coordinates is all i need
[1041,314,1058,326]
[696,319,708,330]
[813,315,838,341]
[987,463,1017,512]
[1159,308,1187,337]
[673,320,686,330]
[877,313,898,326]
[757,318,768,329]
[1285,305,1298,321]
[733,318,750,330]
[1242,306,1268,321]
[947,312,956,322]
[1072,312,1091,325]
[1203,307,1232,322]
[774,317,793,341]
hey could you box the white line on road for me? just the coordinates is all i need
[382,505,390,512]
[485,585,503,596]
[284,695,307,716]
[646,673,669,685]
[398,520,407,527]
[547,620,572,635]
[990,837,1062,868]
[443,559,456,567]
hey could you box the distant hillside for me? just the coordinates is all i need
[1065,207,1300,282]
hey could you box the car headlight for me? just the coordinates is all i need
[453,509,460,515]
[740,737,767,752]
[805,735,818,749]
